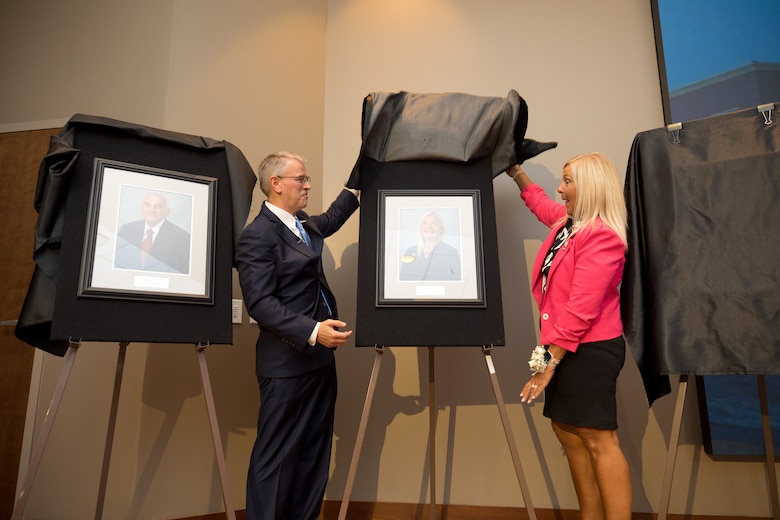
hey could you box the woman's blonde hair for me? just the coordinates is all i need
[565,152,627,249]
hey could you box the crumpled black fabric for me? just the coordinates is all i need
[13,129,81,355]
[622,104,780,406]
[359,90,531,176]
[14,114,257,356]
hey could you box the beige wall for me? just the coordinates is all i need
[0,0,174,131]
[1,0,776,518]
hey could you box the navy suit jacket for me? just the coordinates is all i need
[115,219,191,274]
[236,190,359,378]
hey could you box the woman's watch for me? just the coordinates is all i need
[544,349,561,368]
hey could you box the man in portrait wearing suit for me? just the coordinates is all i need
[114,191,191,274]
[236,151,360,520]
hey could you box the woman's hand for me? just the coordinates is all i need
[506,164,533,189]
[520,367,555,404]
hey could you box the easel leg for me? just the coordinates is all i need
[196,344,236,520]
[12,341,239,520]
[658,374,688,520]
[428,346,437,520]
[338,346,384,520]
[482,347,537,520]
[757,375,780,519]
[94,341,128,520]
[12,340,81,520]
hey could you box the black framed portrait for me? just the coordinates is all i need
[377,189,485,307]
[78,158,217,304]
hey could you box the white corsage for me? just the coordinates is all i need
[528,345,548,374]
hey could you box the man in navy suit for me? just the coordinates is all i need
[114,192,191,274]
[236,151,360,520]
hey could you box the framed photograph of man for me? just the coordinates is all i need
[78,158,217,303]
[377,189,485,307]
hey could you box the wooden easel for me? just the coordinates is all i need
[11,340,236,520]
[656,375,779,520]
[337,345,537,520]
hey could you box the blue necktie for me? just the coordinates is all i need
[294,217,311,246]
[295,218,333,316]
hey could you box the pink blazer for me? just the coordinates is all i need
[521,185,625,352]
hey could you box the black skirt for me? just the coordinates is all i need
[543,336,625,430]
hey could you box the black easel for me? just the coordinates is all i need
[337,345,537,520]
[11,340,236,520]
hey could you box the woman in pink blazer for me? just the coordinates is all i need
[507,152,631,520]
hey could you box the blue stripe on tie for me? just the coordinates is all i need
[295,217,333,316]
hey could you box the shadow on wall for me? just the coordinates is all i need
[326,242,429,502]
[325,171,549,504]
[134,343,204,518]
[21,147,721,519]
[275,166,681,512]
[134,293,259,516]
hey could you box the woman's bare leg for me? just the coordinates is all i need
[552,421,605,520]
[552,420,632,520]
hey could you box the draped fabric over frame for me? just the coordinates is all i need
[354,90,546,348]
[14,114,257,356]
[621,104,780,405]
[359,90,527,176]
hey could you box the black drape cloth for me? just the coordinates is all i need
[353,90,536,348]
[360,90,527,176]
[622,104,780,406]
[15,114,257,356]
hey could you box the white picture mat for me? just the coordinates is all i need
[381,193,482,303]
[85,164,212,298]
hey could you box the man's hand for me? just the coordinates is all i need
[317,319,353,348]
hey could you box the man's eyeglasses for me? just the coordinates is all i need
[277,175,312,184]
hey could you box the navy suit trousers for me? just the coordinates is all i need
[246,361,337,520]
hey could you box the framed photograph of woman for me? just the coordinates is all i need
[78,158,217,303]
[377,189,485,307]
